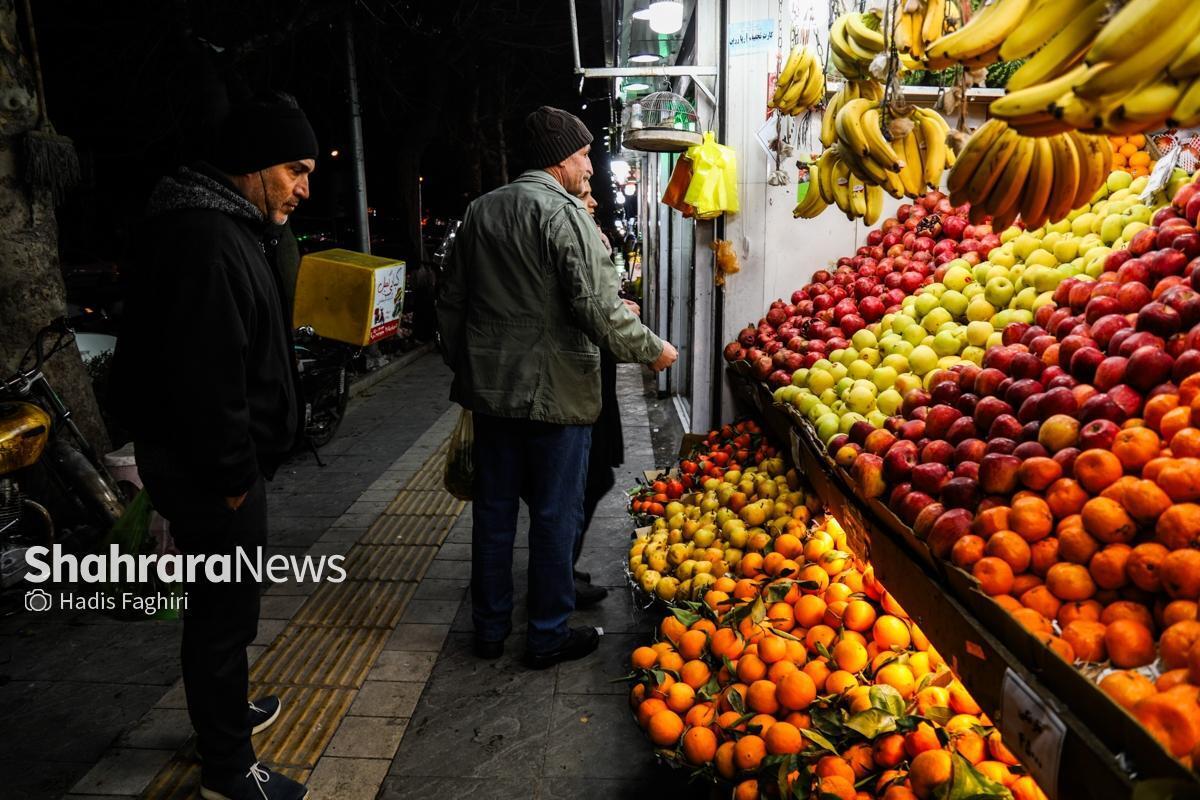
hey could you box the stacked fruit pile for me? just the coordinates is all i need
[1110,134,1156,180]
[626,516,1047,800]
[817,177,1200,761]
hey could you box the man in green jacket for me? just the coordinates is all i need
[438,106,675,669]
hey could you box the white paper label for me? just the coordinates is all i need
[1142,144,1180,204]
[1000,668,1065,791]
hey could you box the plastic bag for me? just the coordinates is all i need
[661,155,695,217]
[710,239,740,287]
[684,131,739,219]
[443,408,474,500]
[101,489,184,620]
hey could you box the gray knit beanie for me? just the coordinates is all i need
[523,106,593,168]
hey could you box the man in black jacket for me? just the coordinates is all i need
[111,96,316,800]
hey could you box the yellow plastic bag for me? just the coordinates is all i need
[443,409,474,501]
[683,131,739,219]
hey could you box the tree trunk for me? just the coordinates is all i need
[0,0,109,452]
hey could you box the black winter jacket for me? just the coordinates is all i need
[111,164,300,497]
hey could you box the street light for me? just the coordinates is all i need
[648,0,683,34]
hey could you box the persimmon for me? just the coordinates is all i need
[1074,449,1124,494]
[1163,600,1198,627]
[1061,619,1107,662]
[1158,458,1200,502]
[1029,538,1060,576]
[972,506,1011,537]
[1105,618,1156,668]
[1011,607,1053,635]
[973,556,1015,596]
[1111,427,1161,471]
[1144,393,1180,432]
[1046,562,1097,601]
[951,534,986,569]
[1046,478,1088,518]
[1009,496,1054,542]
[1157,668,1191,692]
[1133,689,1200,757]
[1057,599,1103,626]
[1161,620,1200,669]
[1161,549,1200,600]
[1100,600,1156,631]
[1080,496,1136,544]
[1018,457,1062,491]
[1155,503,1200,550]
[1099,669,1157,710]
[1089,544,1132,590]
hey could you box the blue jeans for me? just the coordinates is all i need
[470,413,592,653]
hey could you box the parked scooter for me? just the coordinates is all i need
[294,326,358,448]
[0,319,125,587]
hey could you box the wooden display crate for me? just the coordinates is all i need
[725,368,1200,800]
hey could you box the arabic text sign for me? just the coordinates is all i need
[728,19,775,55]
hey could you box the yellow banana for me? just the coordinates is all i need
[1168,33,1200,80]
[926,0,1034,64]
[777,46,807,93]
[999,0,1091,62]
[850,183,867,220]
[860,108,903,172]
[946,119,1008,196]
[1114,79,1184,126]
[915,109,948,189]
[1019,137,1055,230]
[1171,76,1200,127]
[1075,6,1200,99]
[990,64,1088,120]
[845,12,885,51]
[962,128,1021,206]
[1044,133,1081,225]
[821,91,843,148]
[900,131,925,199]
[836,99,876,160]
[817,149,837,205]
[987,135,1037,221]
[922,0,949,52]
[1068,131,1101,211]
[1004,0,1108,92]
[1052,90,1116,132]
[864,185,883,226]
[1087,0,1182,66]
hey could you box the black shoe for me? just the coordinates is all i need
[573,568,592,583]
[248,695,281,735]
[473,636,505,659]
[200,762,308,800]
[574,578,608,608]
[524,626,600,670]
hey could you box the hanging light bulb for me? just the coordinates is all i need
[631,0,651,20]
[647,0,683,34]
[623,182,638,196]
[610,159,631,183]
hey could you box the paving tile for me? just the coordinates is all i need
[318,525,368,543]
[422,559,470,581]
[252,617,288,646]
[398,599,461,625]
[422,634,556,698]
[367,650,439,683]
[413,578,469,602]
[0,621,180,685]
[387,692,551,780]
[260,594,307,620]
[555,633,640,695]
[433,542,471,561]
[570,585,647,635]
[69,747,174,796]
[347,681,425,718]
[537,775,690,799]
[153,680,187,710]
[324,716,408,759]
[541,694,656,780]
[575,552,633,589]
[5,760,92,800]
[377,776,531,799]
[384,623,450,652]
[114,707,193,751]
[306,756,391,800]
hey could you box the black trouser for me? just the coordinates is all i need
[137,446,265,781]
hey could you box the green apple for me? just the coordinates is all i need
[963,283,985,300]
[1048,219,1071,235]
[1042,231,1062,252]
[1033,267,1065,294]
[867,410,888,428]
[960,345,984,366]
[966,297,996,322]
[1033,291,1056,312]
[909,344,939,375]
[846,382,876,414]
[943,264,974,291]
[989,249,1017,268]
[835,376,854,395]
[774,385,800,404]
[992,308,1014,328]
[829,348,845,364]
[1070,213,1097,239]
[809,402,832,422]
[819,388,838,406]
[881,353,909,373]
[915,293,941,317]
[815,413,840,443]
[848,359,874,380]
[903,322,928,346]
[1014,287,1040,311]
[859,347,881,367]
[791,368,810,387]
[984,276,1015,308]
[808,369,834,394]
[839,412,867,435]
[1123,220,1148,241]
[987,331,1003,349]
[1106,170,1133,192]
[1012,234,1042,261]
[797,392,820,414]
[1026,249,1058,268]
[872,365,898,389]
[812,358,833,372]
[1052,239,1079,264]
[830,362,848,381]
[940,290,968,318]
[876,388,903,416]
[889,313,915,335]
[923,307,953,332]
[1011,309,1034,324]
[973,263,991,285]
[1000,226,1022,244]
[891,341,914,358]
[852,329,878,350]
[932,329,962,357]
[841,347,859,365]
[966,320,993,347]
[1085,257,1105,279]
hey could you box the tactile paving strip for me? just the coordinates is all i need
[362,513,455,546]
[141,761,310,800]
[250,626,391,688]
[385,489,467,517]
[245,684,356,768]
[290,580,417,629]
[340,543,440,581]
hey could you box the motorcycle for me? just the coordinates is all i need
[294,326,358,448]
[0,319,125,587]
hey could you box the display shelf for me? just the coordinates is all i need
[726,368,1200,800]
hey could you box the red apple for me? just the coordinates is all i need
[1078,419,1121,451]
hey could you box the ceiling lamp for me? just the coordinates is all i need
[631,0,651,20]
[648,0,683,34]
[629,53,660,63]
[625,82,651,92]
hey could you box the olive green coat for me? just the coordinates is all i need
[438,170,663,425]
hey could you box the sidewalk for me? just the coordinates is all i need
[0,354,691,799]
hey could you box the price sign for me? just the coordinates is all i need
[1000,668,1066,792]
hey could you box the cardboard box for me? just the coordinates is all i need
[293,249,406,345]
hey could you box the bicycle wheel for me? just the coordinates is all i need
[305,365,349,448]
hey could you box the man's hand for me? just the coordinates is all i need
[623,298,641,316]
[225,492,248,511]
[650,341,678,372]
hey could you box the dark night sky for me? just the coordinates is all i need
[32,0,617,266]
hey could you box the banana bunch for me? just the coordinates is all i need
[812,145,885,225]
[820,80,883,148]
[829,11,887,80]
[989,0,1200,135]
[769,46,826,116]
[925,0,1036,70]
[947,119,1112,232]
[832,100,955,200]
[892,0,962,65]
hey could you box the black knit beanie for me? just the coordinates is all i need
[523,106,593,168]
[211,100,319,175]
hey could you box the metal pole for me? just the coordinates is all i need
[344,10,370,253]
[568,0,582,72]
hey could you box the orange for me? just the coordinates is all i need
[1046,478,1088,518]
[1045,562,1097,602]
[823,599,849,628]
[985,530,1032,573]
[1011,607,1052,635]
[746,679,779,714]
[1161,620,1200,669]
[660,615,687,645]
[1098,669,1156,711]
[767,601,796,632]
[826,669,859,694]
[768,658,798,684]
[1074,449,1124,494]
[715,740,738,780]
[764,720,803,755]
[988,730,1019,766]
[803,658,831,691]
[1081,496,1136,544]
[773,532,802,558]
[680,659,711,690]
[909,749,953,799]
[794,594,827,628]
[684,702,716,728]
[665,682,695,713]
[1105,618,1156,668]
[757,634,787,664]
[1161,549,1200,600]
[1020,585,1063,622]
[873,732,907,768]
[1158,457,1200,502]
[1111,427,1160,471]
[873,615,912,650]
[843,742,875,778]
[816,754,856,783]
[905,721,942,757]
[681,726,718,765]
[1161,406,1195,442]
[951,534,986,569]
[1171,427,1200,457]
[1158,668,1192,692]
[1155,503,1200,550]
[949,679,982,715]
[1100,600,1155,630]
[832,638,870,673]
[843,599,877,632]
[636,697,667,729]
[973,506,1011,537]
[1029,538,1060,577]
[733,734,767,771]
[1127,542,1169,593]
[736,654,768,684]
[1058,525,1099,566]
[875,662,917,699]
[976,761,1013,787]
[1164,600,1199,627]
[1145,393,1181,431]
[1061,619,1107,662]
[953,730,987,765]
[631,646,657,669]
[733,779,759,800]
[657,651,684,673]
[973,556,1015,596]
[1009,496,1054,542]
[710,628,745,660]
[1018,457,1063,491]
[1089,544,1131,590]
[647,708,685,746]
[1010,776,1049,800]
[777,669,817,710]
[817,775,856,800]
[747,713,776,734]
[678,629,708,661]
[1133,689,1200,757]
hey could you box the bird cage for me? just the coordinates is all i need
[622,91,703,153]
